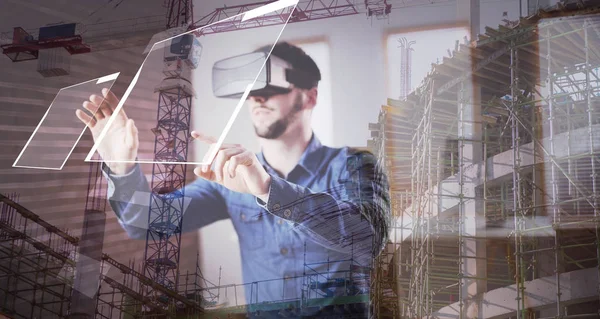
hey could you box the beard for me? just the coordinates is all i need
[254,93,303,139]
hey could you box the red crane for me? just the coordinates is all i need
[192,0,359,33]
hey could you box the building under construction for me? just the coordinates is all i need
[369,1,600,318]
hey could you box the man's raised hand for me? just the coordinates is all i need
[75,88,138,175]
[191,131,271,202]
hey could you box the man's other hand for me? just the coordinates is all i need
[191,131,271,202]
[75,88,138,175]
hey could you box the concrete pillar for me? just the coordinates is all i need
[456,1,487,317]
[456,1,482,161]
[457,0,480,42]
[523,0,556,16]
[457,79,486,317]
[521,0,530,17]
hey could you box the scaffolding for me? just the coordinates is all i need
[95,253,206,318]
[154,239,375,318]
[0,193,76,319]
[0,194,370,318]
[369,1,600,318]
[302,241,371,302]
[0,193,209,319]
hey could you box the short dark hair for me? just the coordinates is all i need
[256,41,321,87]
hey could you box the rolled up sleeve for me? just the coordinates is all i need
[103,163,152,239]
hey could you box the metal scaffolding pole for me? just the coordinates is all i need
[510,40,526,319]
[584,18,600,306]
[546,25,564,317]
[458,79,466,319]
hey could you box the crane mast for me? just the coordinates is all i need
[141,0,195,306]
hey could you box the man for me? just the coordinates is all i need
[76,42,390,315]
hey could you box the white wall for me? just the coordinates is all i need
[192,0,527,304]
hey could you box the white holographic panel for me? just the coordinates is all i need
[13,73,120,170]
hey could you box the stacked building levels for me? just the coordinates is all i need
[369,1,600,318]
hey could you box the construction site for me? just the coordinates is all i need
[1,0,600,318]
[370,1,600,318]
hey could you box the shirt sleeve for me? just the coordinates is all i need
[103,163,229,240]
[256,149,390,266]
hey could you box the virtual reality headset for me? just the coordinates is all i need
[212,51,319,99]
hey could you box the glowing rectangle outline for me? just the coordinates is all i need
[13,72,120,170]
[85,1,299,166]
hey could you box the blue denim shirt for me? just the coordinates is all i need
[104,134,389,307]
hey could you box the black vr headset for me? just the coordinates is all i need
[212,50,319,99]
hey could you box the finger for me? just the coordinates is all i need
[76,109,96,128]
[124,119,132,147]
[101,88,119,110]
[125,119,138,148]
[200,164,209,173]
[194,166,216,181]
[228,151,254,178]
[214,148,244,182]
[83,101,104,120]
[102,88,127,120]
[191,131,217,143]
[90,94,112,118]
[132,119,138,148]
[191,132,241,149]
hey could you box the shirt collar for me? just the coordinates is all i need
[257,133,324,177]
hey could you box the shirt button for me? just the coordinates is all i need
[284,275,291,280]
[283,209,292,218]
[280,247,288,255]
[240,213,246,221]
[272,203,281,211]
[277,219,284,225]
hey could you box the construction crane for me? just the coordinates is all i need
[0,1,400,61]
[141,0,195,305]
[365,0,392,19]
[397,37,415,100]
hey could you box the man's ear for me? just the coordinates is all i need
[304,87,318,109]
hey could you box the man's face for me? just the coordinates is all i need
[247,89,303,139]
